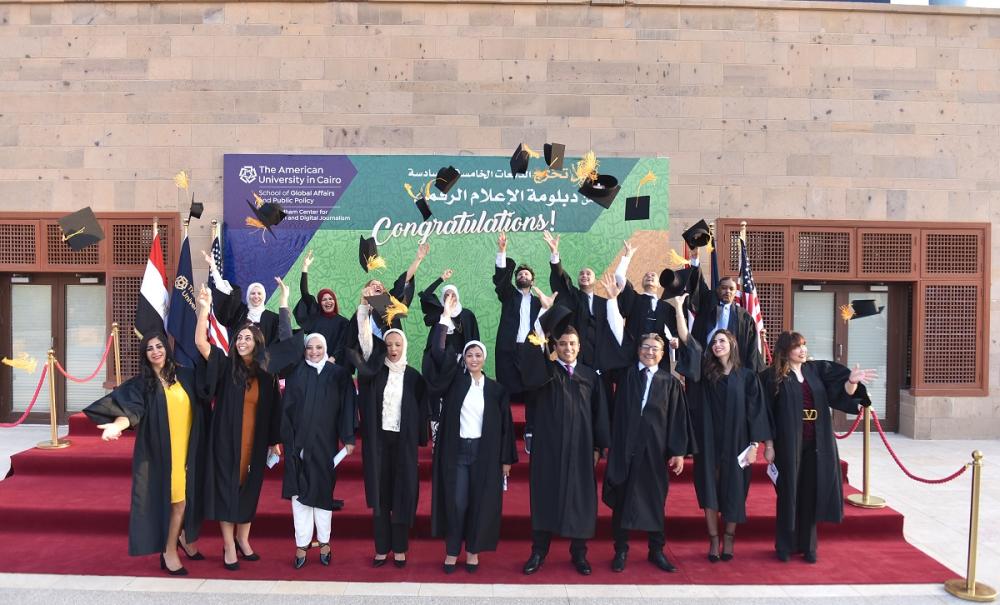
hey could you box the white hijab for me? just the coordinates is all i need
[245,282,266,323]
[304,333,327,374]
[381,329,408,432]
[462,340,488,376]
[440,285,463,318]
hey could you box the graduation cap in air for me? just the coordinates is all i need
[578,174,621,209]
[359,236,386,273]
[367,293,409,326]
[188,200,204,222]
[659,267,693,299]
[57,207,105,251]
[434,166,460,194]
[539,304,574,342]
[246,198,286,237]
[682,219,712,249]
[543,143,565,170]
[840,299,884,322]
[624,196,650,221]
[510,143,539,178]
[415,196,433,221]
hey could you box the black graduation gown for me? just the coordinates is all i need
[197,347,282,523]
[424,324,517,552]
[521,358,610,539]
[688,265,765,372]
[418,277,481,381]
[493,258,541,396]
[347,340,428,526]
[602,365,694,532]
[344,271,415,370]
[280,360,357,510]
[685,367,771,522]
[761,361,866,531]
[616,282,679,371]
[84,369,208,556]
[549,260,629,373]
[293,273,348,364]
[211,283,280,346]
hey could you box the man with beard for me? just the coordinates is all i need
[687,247,765,372]
[543,231,629,395]
[492,232,542,400]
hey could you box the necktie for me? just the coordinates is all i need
[566,364,574,378]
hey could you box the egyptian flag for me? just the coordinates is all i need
[135,230,169,339]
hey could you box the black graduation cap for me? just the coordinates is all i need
[246,198,286,236]
[578,174,620,209]
[57,207,105,251]
[188,200,204,221]
[358,236,385,273]
[539,304,574,341]
[849,299,884,319]
[544,143,565,170]
[415,196,433,221]
[435,166,460,194]
[510,143,537,177]
[682,219,712,249]
[366,293,391,318]
[659,268,693,299]
[624,195,650,221]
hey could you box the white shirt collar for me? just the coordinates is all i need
[638,362,658,375]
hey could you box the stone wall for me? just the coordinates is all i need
[0,0,998,437]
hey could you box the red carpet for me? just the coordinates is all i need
[0,410,953,584]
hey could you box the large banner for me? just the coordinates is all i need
[224,153,669,372]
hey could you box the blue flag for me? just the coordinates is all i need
[166,236,199,368]
[710,236,720,290]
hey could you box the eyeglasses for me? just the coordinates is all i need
[639,345,662,352]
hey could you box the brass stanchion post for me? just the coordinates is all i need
[945,451,997,602]
[36,349,70,450]
[112,322,122,386]
[847,407,886,508]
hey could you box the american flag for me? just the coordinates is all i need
[207,232,230,354]
[738,238,771,363]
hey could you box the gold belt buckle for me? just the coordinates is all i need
[803,409,818,421]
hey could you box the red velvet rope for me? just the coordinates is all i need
[834,413,863,440]
[53,333,114,384]
[0,364,49,428]
[871,409,969,484]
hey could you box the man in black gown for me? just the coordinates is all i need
[493,232,541,400]
[613,241,683,370]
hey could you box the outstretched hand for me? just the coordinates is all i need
[498,232,508,253]
[532,286,558,310]
[275,276,289,306]
[849,364,877,385]
[599,273,620,299]
[196,284,212,313]
[622,240,636,258]
[443,294,460,317]
[441,268,453,281]
[201,249,216,270]
[98,423,123,441]
[542,230,560,254]
[665,292,688,310]
[303,249,314,271]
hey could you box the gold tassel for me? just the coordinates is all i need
[403,183,418,200]
[839,303,856,323]
[383,295,409,326]
[173,170,190,191]
[636,169,656,195]
[527,332,544,347]
[521,144,541,159]
[2,353,37,374]
[366,254,386,272]
[572,151,599,185]
[245,216,266,230]
[667,248,689,269]
[252,192,265,208]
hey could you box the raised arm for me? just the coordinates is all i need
[665,293,689,345]
[195,284,213,360]
[493,232,514,301]
[600,273,625,346]
[275,276,293,341]
[404,242,429,285]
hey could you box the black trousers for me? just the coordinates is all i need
[446,437,480,556]
[373,430,410,554]
[610,486,666,554]
[532,531,588,559]
[776,441,818,555]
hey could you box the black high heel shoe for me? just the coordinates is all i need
[160,553,188,576]
[177,539,204,561]
[222,548,240,571]
[294,546,308,569]
[236,541,260,561]
[707,533,720,563]
[318,543,331,566]
[721,532,735,562]
[393,554,407,568]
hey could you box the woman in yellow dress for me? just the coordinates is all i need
[85,333,209,575]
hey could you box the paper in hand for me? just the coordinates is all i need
[332,447,349,468]
[503,474,508,492]
[767,462,779,485]
[736,444,755,469]
[266,451,280,469]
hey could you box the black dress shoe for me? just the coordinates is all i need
[177,539,204,561]
[393,556,407,568]
[572,556,592,576]
[804,551,817,564]
[222,549,240,571]
[522,553,544,575]
[720,532,735,562]
[160,554,189,576]
[442,562,456,574]
[294,547,308,570]
[236,542,260,561]
[647,550,677,572]
[372,556,388,568]
[318,543,331,566]
[464,562,479,574]
[611,551,627,573]
[776,550,790,562]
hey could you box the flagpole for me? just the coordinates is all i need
[183,217,189,239]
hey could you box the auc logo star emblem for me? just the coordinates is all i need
[174,275,189,291]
